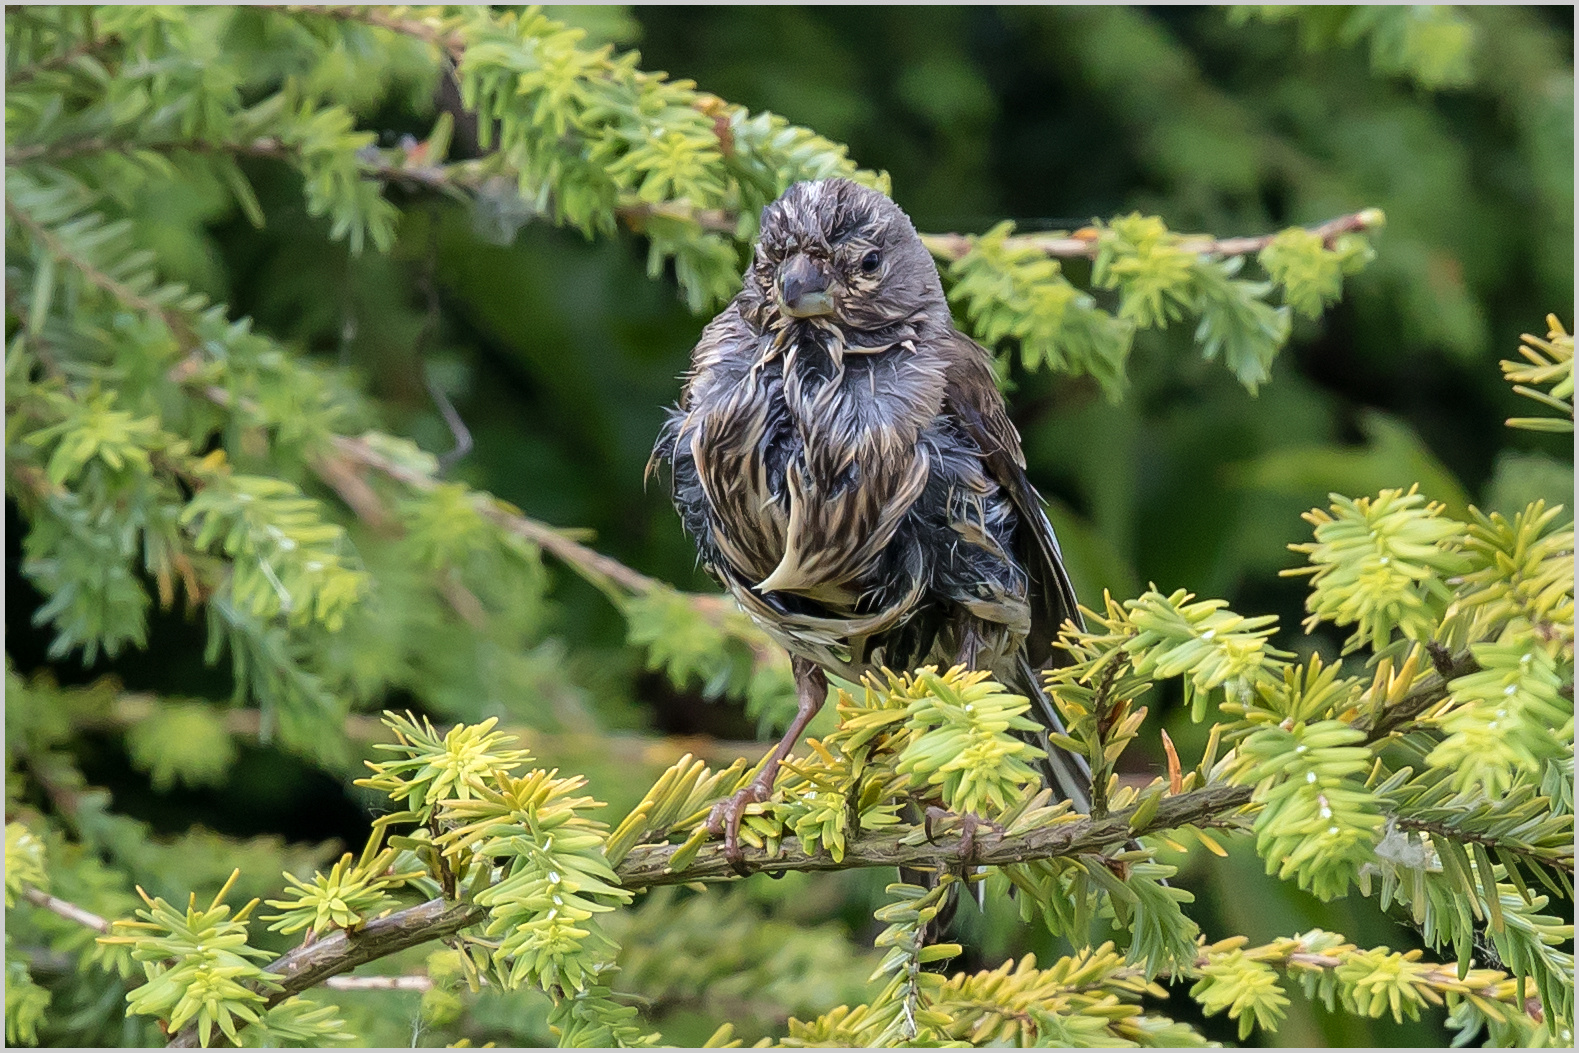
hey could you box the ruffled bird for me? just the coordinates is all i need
[650,178,1091,872]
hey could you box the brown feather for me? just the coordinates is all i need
[652,177,1091,814]
[942,329,1084,668]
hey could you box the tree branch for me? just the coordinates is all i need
[161,897,483,1047]
[317,433,787,683]
[155,637,1520,1045]
[7,125,1380,264]
[617,783,1254,887]
[919,209,1385,262]
[294,6,1385,261]
[161,782,1254,1046]
[148,631,1552,1047]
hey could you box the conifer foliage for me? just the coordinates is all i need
[5,6,1572,1048]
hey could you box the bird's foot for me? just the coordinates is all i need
[704,657,827,879]
[922,806,1001,862]
[706,777,775,877]
[960,812,980,862]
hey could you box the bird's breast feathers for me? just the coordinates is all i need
[684,324,945,609]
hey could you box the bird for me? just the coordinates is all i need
[649,177,1092,874]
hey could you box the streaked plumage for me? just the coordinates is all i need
[650,179,1091,862]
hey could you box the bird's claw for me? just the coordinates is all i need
[706,779,773,877]
[959,811,980,862]
[922,807,999,862]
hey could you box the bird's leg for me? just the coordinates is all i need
[707,656,828,876]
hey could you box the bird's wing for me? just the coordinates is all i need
[941,330,1084,670]
[942,329,1095,813]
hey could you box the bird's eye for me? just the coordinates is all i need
[860,249,882,274]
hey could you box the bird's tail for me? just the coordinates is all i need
[900,656,1099,936]
[1004,652,1157,886]
[1004,652,1092,815]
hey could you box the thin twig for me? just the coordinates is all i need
[4,32,121,86]
[1126,938,1535,1017]
[326,429,780,671]
[324,973,433,991]
[4,195,181,328]
[22,886,111,933]
[919,208,1386,262]
[327,433,660,600]
[1354,650,1480,744]
[413,207,473,474]
[300,4,467,62]
[1392,816,1574,875]
[19,885,437,992]
[6,134,296,166]
[322,432,781,681]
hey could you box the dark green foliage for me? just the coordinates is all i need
[5,5,1572,1049]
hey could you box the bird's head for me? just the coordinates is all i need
[748,179,945,335]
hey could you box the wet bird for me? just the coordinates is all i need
[650,178,1091,869]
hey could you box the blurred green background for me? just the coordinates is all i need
[6,5,1573,1046]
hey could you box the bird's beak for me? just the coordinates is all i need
[777,254,834,318]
